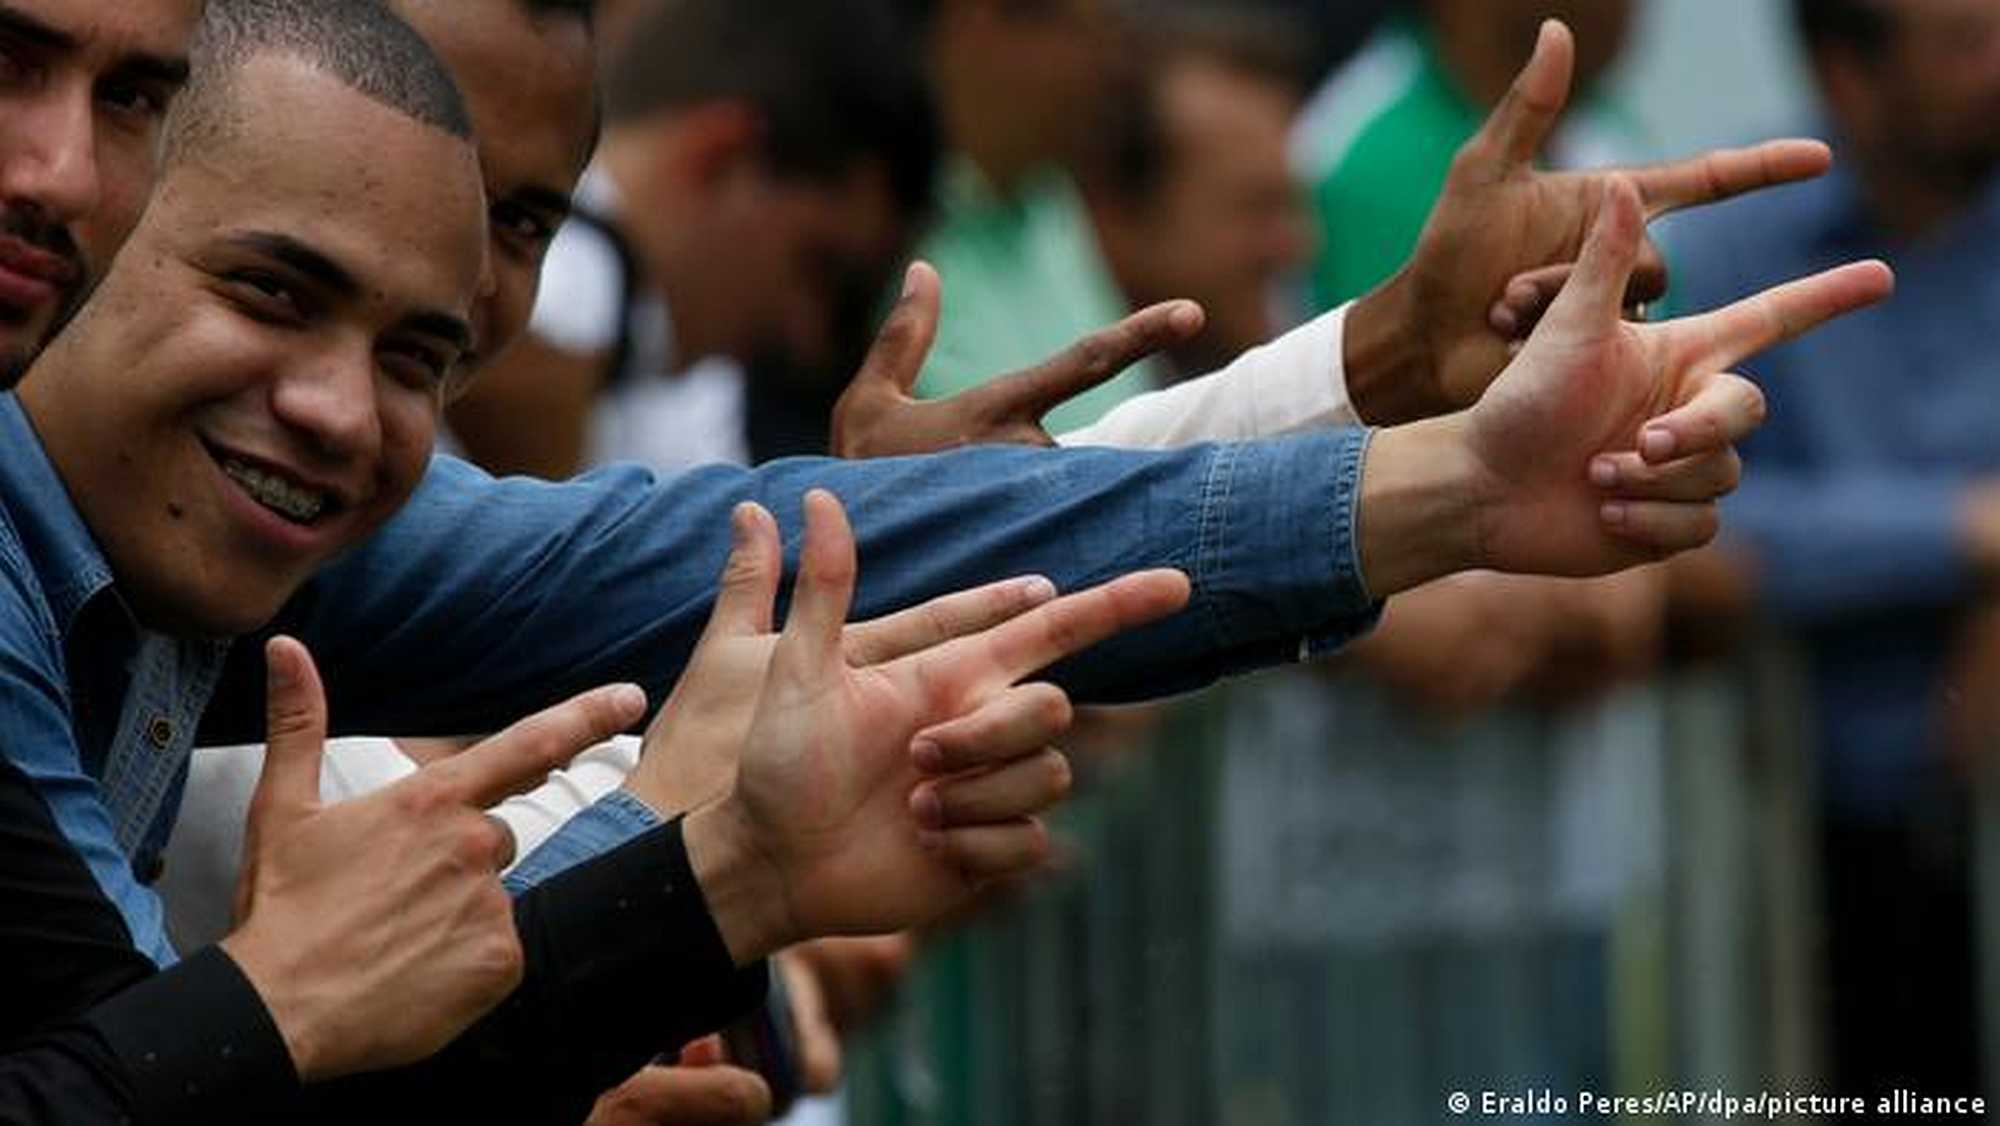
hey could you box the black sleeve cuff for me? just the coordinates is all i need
[507,814,769,1054]
[86,945,300,1124]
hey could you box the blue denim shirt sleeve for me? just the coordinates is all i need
[207,428,1382,744]
[503,789,660,894]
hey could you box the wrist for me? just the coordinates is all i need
[219,930,330,1082]
[1357,413,1491,596]
[684,796,796,967]
[1345,268,1442,425]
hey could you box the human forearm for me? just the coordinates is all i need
[1342,269,1449,425]
[1353,414,1486,596]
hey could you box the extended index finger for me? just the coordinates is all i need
[850,262,942,396]
[844,575,1058,666]
[1670,259,1894,373]
[973,300,1203,425]
[904,570,1191,699]
[427,683,647,808]
[1631,139,1831,218]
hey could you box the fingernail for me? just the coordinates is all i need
[1018,575,1057,605]
[610,684,647,714]
[900,264,919,298]
[1169,302,1202,332]
[1600,501,1627,527]
[911,739,945,773]
[1589,457,1618,488]
[1641,427,1676,462]
[910,786,944,829]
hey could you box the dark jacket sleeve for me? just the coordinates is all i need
[7,739,756,1125]
[0,752,297,1126]
[305,816,767,1124]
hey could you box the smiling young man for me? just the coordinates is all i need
[0,0,194,383]
[0,2,1128,1122]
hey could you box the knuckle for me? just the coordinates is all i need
[1717,452,1743,495]
[1070,337,1113,377]
[1035,686,1074,733]
[452,817,502,868]
[1020,819,1052,866]
[393,779,444,817]
[1044,751,1074,801]
[1744,385,1769,427]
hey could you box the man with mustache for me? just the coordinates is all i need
[0,0,193,383]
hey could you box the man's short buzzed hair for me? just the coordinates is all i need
[167,0,473,162]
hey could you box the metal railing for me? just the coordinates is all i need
[845,639,1851,1124]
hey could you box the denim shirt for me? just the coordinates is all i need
[0,390,1380,964]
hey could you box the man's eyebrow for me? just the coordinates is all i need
[401,310,473,354]
[224,231,362,300]
[115,50,191,91]
[0,3,77,51]
[0,4,189,86]
[223,232,472,351]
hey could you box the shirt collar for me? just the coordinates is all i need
[0,393,117,636]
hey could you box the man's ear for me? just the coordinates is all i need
[666,101,767,196]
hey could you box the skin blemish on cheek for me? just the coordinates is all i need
[167,503,186,520]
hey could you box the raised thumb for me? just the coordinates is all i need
[1543,175,1643,335]
[250,635,329,834]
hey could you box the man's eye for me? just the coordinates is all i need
[99,78,171,121]
[382,341,456,390]
[226,272,305,322]
[491,203,555,252]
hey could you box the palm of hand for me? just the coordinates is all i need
[732,660,959,937]
[1469,312,1670,576]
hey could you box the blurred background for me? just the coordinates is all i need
[469,1,2000,1121]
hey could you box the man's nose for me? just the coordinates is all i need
[272,344,383,468]
[1,85,103,225]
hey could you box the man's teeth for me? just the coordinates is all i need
[221,458,327,523]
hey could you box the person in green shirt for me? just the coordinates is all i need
[1295,0,1639,310]
[914,0,1160,432]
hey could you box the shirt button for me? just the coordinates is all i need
[146,716,175,749]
